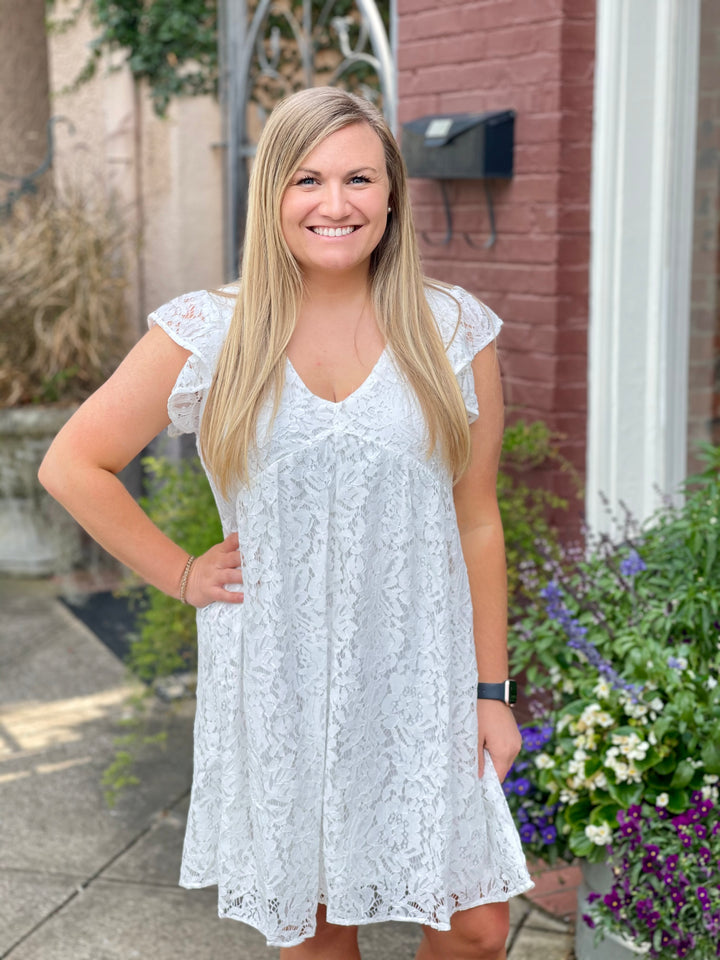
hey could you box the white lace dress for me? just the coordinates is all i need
[148,283,533,947]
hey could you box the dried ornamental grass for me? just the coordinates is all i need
[0,191,131,406]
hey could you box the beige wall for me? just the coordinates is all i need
[47,1,225,337]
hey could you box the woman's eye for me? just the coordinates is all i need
[350,175,371,184]
[295,176,317,186]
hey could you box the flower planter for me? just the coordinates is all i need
[0,405,82,576]
[575,861,649,960]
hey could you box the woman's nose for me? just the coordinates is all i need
[319,183,350,218]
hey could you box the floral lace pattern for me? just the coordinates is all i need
[147,285,533,947]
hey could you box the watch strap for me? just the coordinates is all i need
[477,680,517,706]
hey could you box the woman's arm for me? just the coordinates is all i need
[452,343,521,781]
[38,325,244,607]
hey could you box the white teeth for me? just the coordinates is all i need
[310,226,356,237]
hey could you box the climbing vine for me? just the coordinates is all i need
[48,0,390,116]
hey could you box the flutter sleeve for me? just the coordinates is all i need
[147,289,225,437]
[428,284,503,424]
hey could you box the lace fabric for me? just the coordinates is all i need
[147,284,533,947]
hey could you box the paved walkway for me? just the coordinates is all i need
[0,577,574,960]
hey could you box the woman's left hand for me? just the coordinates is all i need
[477,699,522,782]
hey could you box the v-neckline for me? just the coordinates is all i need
[285,348,388,407]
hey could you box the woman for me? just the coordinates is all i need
[40,87,533,959]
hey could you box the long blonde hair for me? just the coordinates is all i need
[201,87,471,496]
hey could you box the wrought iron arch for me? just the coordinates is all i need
[219,0,396,278]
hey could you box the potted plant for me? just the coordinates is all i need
[581,794,720,959]
[0,190,130,575]
[505,444,720,958]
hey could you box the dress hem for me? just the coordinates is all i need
[178,876,536,948]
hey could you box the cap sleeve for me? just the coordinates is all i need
[426,284,503,424]
[147,290,229,436]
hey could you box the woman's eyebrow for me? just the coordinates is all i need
[294,166,380,177]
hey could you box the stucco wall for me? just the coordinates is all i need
[47,0,224,336]
[397,0,596,513]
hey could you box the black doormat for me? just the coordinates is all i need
[59,590,142,665]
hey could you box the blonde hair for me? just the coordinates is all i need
[201,87,471,496]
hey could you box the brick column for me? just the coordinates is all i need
[397,0,595,515]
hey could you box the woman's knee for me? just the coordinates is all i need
[422,901,510,959]
[280,904,359,958]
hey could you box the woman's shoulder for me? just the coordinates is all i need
[423,280,503,365]
[147,287,236,355]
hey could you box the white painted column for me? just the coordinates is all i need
[586,0,701,535]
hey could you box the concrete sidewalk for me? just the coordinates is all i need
[0,578,573,960]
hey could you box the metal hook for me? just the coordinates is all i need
[421,179,453,246]
[464,180,497,249]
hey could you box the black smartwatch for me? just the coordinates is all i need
[477,680,517,707]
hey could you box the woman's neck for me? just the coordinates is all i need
[301,268,371,313]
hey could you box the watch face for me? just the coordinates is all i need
[507,680,518,705]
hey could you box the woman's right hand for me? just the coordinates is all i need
[183,532,244,608]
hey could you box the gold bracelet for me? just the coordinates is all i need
[179,554,196,604]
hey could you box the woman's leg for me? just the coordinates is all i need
[415,901,510,960]
[279,903,360,960]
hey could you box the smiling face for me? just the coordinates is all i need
[280,122,391,280]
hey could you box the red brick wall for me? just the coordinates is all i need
[397,0,596,513]
[687,0,720,474]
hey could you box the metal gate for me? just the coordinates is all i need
[219,0,396,278]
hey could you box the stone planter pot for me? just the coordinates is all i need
[0,405,82,576]
[575,861,649,960]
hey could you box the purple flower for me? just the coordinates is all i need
[670,887,685,906]
[698,887,711,911]
[665,854,679,872]
[539,582,642,698]
[604,887,623,916]
[541,825,557,844]
[582,913,596,929]
[520,724,554,752]
[620,549,647,577]
[587,891,601,904]
[694,824,708,839]
[519,823,536,844]
[513,778,531,796]
[667,655,686,670]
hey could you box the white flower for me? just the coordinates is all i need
[701,785,719,801]
[656,793,669,807]
[593,679,612,700]
[703,774,719,785]
[557,714,572,733]
[649,697,664,713]
[560,788,579,804]
[595,711,615,729]
[592,771,608,790]
[624,701,649,719]
[585,823,612,845]
[708,677,718,690]
[626,762,642,783]
[562,678,576,694]
[535,753,555,769]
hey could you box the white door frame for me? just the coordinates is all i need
[586,0,701,535]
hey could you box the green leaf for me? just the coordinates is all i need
[670,759,696,788]
[607,781,643,807]
[701,739,720,774]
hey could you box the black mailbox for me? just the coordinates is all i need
[401,110,514,180]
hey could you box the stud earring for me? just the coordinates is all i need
[387,206,391,213]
